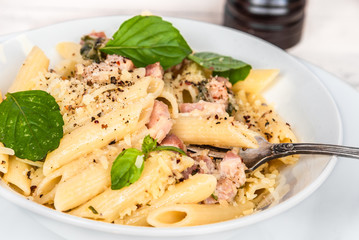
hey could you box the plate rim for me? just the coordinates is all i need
[0,14,342,237]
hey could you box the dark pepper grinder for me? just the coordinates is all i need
[224,0,306,49]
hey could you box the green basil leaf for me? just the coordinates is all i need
[0,90,64,161]
[187,52,252,85]
[101,15,192,70]
[153,146,187,156]
[111,148,143,190]
[128,158,145,184]
[141,134,157,155]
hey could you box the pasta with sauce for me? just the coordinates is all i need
[0,29,298,228]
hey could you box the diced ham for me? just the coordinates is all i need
[88,31,107,38]
[179,100,226,116]
[145,62,164,79]
[208,77,229,104]
[181,163,199,180]
[161,134,185,151]
[105,55,134,71]
[220,151,246,187]
[195,155,216,174]
[215,76,232,89]
[146,100,173,143]
[216,178,238,202]
[181,150,246,204]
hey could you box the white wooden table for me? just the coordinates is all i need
[0,0,358,90]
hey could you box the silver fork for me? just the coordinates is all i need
[187,136,359,172]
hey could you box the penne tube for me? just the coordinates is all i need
[8,46,49,93]
[171,115,258,148]
[2,157,32,196]
[54,162,110,211]
[35,157,95,204]
[122,174,217,226]
[43,96,155,176]
[147,202,255,227]
[70,151,194,222]
[232,69,279,94]
[56,42,83,61]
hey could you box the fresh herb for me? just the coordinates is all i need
[153,146,186,155]
[80,35,107,63]
[196,80,210,102]
[141,134,157,157]
[111,148,144,190]
[111,135,185,190]
[101,15,192,70]
[0,90,64,161]
[211,193,218,201]
[187,52,252,85]
[88,206,98,214]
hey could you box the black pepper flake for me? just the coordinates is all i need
[110,76,117,84]
[243,115,251,123]
[216,122,221,124]
[91,117,96,122]
[265,121,270,127]
[26,171,31,179]
[1,160,6,164]
[215,114,219,120]
[30,186,37,192]
[97,112,102,118]
[176,159,181,164]
[94,120,99,124]
[39,194,43,198]
[264,132,273,139]
[191,168,200,175]
[109,140,116,145]
[93,159,97,163]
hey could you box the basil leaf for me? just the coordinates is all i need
[101,15,192,70]
[0,90,64,161]
[187,52,252,85]
[141,134,157,155]
[154,146,186,156]
[111,148,144,190]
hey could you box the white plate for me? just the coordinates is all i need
[0,16,341,240]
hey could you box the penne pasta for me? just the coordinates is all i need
[70,151,194,222]
[54,162,110,211]
[43,96,155,176]
[232,69,279,94]
[2,157,32,196]
[171,115,258,148]
[122,174,217,226]
[147,202,254,227]
[8,46,49,93]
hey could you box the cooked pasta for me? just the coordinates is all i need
[0,24,299,228]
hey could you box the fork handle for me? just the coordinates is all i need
[273,143,359,159]
[245,142,359,171]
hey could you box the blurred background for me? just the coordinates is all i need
[1,0,358,90]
